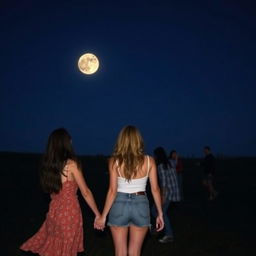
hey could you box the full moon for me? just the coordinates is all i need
[78,53,99,75]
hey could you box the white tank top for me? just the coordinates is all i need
[116,156,150,193]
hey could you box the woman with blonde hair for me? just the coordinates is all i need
[95,125,164,256]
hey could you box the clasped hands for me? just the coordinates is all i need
[94,215,106,231]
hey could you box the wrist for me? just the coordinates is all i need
[157,212,163,217]
[95,212,101,218]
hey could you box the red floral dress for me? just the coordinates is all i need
[20,180,84,256]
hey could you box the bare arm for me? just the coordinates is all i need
[149,157,163,216]
[149,157,164,231]
[68,161,100,218]
[95,158,117,228]
[101,158,118,218]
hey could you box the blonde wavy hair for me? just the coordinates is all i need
[112,125,145,181]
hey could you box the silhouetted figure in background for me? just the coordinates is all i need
[152,147,180,243]
[202,146,218,200]
[169,150,184,200]
[20,128,101,256]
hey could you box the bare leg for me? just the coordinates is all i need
[110,226,128,256]
[203,176,218,200]
[128,225,148,256]
[208,180,218,200]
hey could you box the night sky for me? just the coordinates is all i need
[1,0,256,157]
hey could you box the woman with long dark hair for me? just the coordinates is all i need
[152,147,180,243]
[20,128,101,256]
[95,125,164,256]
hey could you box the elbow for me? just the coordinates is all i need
[108,187,117,198]
[82,188,91,198]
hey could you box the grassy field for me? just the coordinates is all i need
[1,152,256,256]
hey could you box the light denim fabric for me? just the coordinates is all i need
[108,192,151,227]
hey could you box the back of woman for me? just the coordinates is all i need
[108,155,150,228]
[95,126,164,256]
[115,155,150,194]
[20,128,100,256]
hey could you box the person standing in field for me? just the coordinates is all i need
[95,125,164,256]
[169,150,184,200]
[202,146,218,200]
[20,128,101,256]
[152,147,180,243]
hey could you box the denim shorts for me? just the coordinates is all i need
[107,192,151,227]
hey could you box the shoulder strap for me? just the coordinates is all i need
[146,155,150,176]
[116,160,122,177]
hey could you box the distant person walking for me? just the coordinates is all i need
[202,146,218,200]
[95,125,164,256]
[152,147,181,243]
[20,128,101,256]
[169,150,184,200]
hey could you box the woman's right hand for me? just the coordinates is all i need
[156,214,164,232]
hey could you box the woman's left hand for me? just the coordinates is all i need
[156,214,164,232]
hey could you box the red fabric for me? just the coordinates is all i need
[20,180,84,256]
[176,158,183,173]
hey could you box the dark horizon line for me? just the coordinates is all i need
[0,150,256,159]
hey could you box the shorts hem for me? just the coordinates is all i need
[107,223,130,227]
[107,223,151,228]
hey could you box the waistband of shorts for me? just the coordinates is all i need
[116,191,147,199]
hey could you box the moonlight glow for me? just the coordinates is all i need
[78,53,99,75]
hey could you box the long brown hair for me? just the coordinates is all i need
[154,147,170,170]
[112,125,145,181]
[40,128,77,193]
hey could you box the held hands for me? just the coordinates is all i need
[94,215,106,231]
[156,214,164,232]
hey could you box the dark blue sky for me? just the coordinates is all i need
[1,0,256,156]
